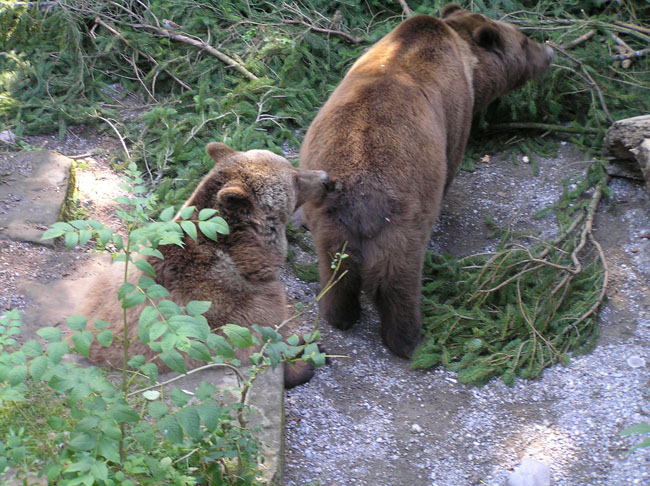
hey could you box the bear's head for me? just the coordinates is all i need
[185,142,328,250]
[441,3,553,107]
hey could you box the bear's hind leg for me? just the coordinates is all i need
[372,270,423,358]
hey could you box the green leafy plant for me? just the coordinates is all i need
[0,162,330,485]
[413,161,609,386]
[620,422,650,454]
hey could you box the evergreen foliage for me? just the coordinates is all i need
[1,1,647,204]
[413,162,610,385]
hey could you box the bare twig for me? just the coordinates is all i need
[613,47,650,61]
[281,19,363,44]
[560,30,595,49]
[396,0,413,16]
[94,17,191,91]
[132,23,259,81]
[95,114,130,160]
[487,122,602,135]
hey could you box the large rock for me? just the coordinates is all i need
[604,114,650,194]
[0,150,73,245]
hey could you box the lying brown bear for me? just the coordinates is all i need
[81,143,328,388]
[299,4,553,358]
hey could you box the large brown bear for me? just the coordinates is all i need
[299,4,553,358]
[81,142,328,388]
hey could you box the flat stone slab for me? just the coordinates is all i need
[0,150,72,245]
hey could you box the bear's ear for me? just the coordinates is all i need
[217,184,253,212]
[206,142,235,165]
[440,3,463,18]
[473,24,503,51]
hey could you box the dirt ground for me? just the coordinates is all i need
[1,131,649,485]
[282,143,650,485]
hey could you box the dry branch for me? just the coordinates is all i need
[132,23,259,81]
[94,17,191,91]
[281,19,363,44]
[396,0,413,16]
[487,122,602,135]
[561,30,595,49]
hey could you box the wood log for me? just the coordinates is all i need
[603,114,650,194]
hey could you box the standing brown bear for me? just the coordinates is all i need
[299,4,553,358]
[82,142,328,388]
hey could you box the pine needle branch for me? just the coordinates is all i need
[131,23,259,81]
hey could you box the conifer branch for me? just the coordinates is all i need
[131,23,259,81]
[281,19,364,44]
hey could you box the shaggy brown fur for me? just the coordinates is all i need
[82,143,328,388]
[299,4,553,358]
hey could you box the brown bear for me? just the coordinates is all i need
[299,4,553,358]
[81,142,329,388]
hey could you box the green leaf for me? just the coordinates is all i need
[198,208,218,220]
[122,290,146,308]
[208,334,234,359]
[97,330,113,347]
[135,258,156,277]
[160,349,187,374]
[64,231,79,248]
[72,332,93,358]
[180,205,195,220]
[146,284,170,299]
[133,423,155,452]
[79,229,93,247]
[180,220,198,242]
[171,387,193,408]
[139,306,159,328]
[29,355,49,381]
[98,229,113,245]
[8,365,27,386]
[621,423,650,435]
[223,324,254,348]
[42,227,66,240]
[210,216,229,235]
[90,460,109,483]
[47,342,68,363]
[37,327,62,342]
[94,318,110,330]
[118,282,136,300]
[195,381,217,401]
[108,403,140,423]
[158,415,183,444]
[67,314,87,331]
[198,401,221,432]
[186,300,211,316]
[187,341,211,361]
[22,339,43,357]
[148,401,169,419]
[142,390,160,401]
[177,407,201,440]
[96,437,120,463]
[198,221,219,241]
[69,432,97,451]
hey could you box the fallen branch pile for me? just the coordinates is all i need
[413,162,610,386]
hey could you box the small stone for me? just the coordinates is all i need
[0,130,15,143]
[507,457,550,486]
[411,424,423,434]
[627,355,646,368]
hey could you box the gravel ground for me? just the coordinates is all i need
[2,133,648,485]
[282,143,650,485]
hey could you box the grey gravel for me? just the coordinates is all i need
[283,143,650,486]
